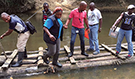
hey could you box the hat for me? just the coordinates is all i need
[127,5,135,10]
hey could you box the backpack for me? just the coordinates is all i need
[25,20,37,34]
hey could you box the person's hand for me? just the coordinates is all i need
[49,35,56,41]
[111,25,116,30]
[87,29,90,33]
[63,24,68,29]
[98,28,101,33]
[0,35,4,39]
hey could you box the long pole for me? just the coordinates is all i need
[0,40,7,59]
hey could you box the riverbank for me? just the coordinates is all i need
[0,0,134,13]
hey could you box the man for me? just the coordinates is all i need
[0,12,30,67]
[87,2,102,55]
[111,4,135,58]
[64,1,90,57]
[42,2,53,24]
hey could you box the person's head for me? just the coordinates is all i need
[43,3,49,12]
[127,4,135,14]
[89,2,95,11]
[1,12,10,23]
[79,1,87,12]
[53,7,63,18]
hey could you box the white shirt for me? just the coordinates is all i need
[88,8,102,25]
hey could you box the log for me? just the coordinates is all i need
[37,47,44,67]
[1,49,18,70]
[101,44,125,60]
[64,45,70,55]
[69,57,77,64]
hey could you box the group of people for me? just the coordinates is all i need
[0,1,135,68]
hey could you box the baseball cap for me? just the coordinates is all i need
[127,4,135,10]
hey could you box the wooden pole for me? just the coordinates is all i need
[37,47,44,67]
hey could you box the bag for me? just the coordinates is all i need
[132,27,135,41]
[109,27,120,38]
[25,21,37,34]
[85,29,89,39]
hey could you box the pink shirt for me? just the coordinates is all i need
[69,8,87,28]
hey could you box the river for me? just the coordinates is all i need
[0,12,132,79]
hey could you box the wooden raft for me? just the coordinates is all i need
[0,42,135,78]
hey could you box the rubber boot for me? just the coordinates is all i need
[52,53,62,68]
[68,45,74,57]
[12,52,24,67]
[81,44,88,56]
[42,53,50,64]
[24,47,27,59]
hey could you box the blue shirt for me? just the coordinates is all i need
[9,15,28,33]
[44,18,63,38]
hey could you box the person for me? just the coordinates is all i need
[42,7,67,68]
[64,1,90,57]
[111,4,135,58]
[87,2,102,55]
[42,3,53,24]
[0,12,30,67]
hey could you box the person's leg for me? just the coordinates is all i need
[68,27,77,57]
[52,39,62,68]
[116,29,125,53]
[79,28,88,56]
[92,25,100,55]
[43,42,56,64]
[125,30,134,57]
[12,31,30,67]
[88,25,94,50]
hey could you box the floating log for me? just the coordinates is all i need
[37,47,44,67]
[1,49,18,70]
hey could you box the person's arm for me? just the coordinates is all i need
[98,18,102,32]
[0,29,13,39]
[84,18,90,33]
[111,13,124,29]
[64,18,71,28]
[43,27,56,41]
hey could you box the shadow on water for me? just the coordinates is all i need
[0,12,129,79]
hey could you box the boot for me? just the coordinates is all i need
[81,44,88,57]
[42,53,50,64]
[12,52,24,67]
[24,47,27,59]
[52,53,62,68]
[68,44,74,57]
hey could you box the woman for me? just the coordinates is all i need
[43,7,67,68]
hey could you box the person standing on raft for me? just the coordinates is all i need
[64,1,90,57]
[42,7,67,68]
[0,12,30,67]
[111,5,135,58]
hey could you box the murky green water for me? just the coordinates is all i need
[0,12,130,79]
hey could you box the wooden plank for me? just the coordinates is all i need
[121,44,135,54]
[69,57,77,64]
[101,44,126,60]
[37,47,44,67]
[1,49,18,70]
[64,46,70,54]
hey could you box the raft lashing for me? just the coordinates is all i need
[0,42,135,78]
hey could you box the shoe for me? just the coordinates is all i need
[68,52,73,57]
[11,60,22,67]
[42,54,50,64]
[125,55,133,59]
[86,48,94,52]
[116,51,119,55]
[81,52,89,56]
[93,51,100,55]
[52,62,62,68]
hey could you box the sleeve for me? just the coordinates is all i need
[97,10,102,19]
[69,10,74,19]
[43,19,53,29]
[84,11,87,19]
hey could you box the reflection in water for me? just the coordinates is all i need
[0,12,129,79]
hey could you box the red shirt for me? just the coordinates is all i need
[69,8,87,28]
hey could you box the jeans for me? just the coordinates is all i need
[70,26,85,53]
[88,24,100,53]
[116,29,133,56]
